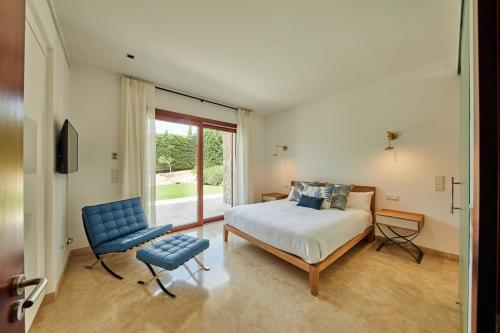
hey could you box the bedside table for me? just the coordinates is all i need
[375,209,425,263]
[262,192,288,202]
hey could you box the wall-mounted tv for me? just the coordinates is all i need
[57,119,78,174]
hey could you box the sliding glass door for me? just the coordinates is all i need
[155,120,200,229]
[155,109,235,230]
[202,128,235,221]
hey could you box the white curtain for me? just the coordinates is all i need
[120,77,157,224]
[234,109,253,205]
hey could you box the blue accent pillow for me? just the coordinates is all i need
[297,194,324,210]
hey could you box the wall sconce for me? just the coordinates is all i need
[385,131,398,150]
[273,145,288,156]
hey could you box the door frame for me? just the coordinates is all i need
[471,0,500,331]
[155,108,236,231]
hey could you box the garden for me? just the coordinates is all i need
[155,128,227,201]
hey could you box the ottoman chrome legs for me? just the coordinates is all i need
[136,234,210,297]
[137,263,176,298]
[137,256,210,297]
[193,256,210,271]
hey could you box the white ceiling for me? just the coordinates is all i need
[52,0,460,113]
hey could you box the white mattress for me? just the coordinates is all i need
[224,200,372,264]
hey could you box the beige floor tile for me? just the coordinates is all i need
[31,221,459,333]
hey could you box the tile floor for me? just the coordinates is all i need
[31,222,460,333]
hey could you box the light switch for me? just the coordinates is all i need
[386,194,399,201]
[435,175,445,191]
[111,169,119,183]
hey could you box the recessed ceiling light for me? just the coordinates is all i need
[126,53,135,60]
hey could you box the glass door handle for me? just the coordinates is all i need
[11,274,47,321]
[450,176,462,214]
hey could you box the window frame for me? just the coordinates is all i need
[155,108,236,231]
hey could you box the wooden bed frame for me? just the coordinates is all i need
[223,182,376,296]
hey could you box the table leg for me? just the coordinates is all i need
[376,224,424,264]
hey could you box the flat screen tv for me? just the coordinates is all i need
[57,119,78,174]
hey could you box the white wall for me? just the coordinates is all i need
[24,13,48,329]
[27,0,71,294]
[66,61,461,255]
[68,67,247,249]
[68,65,121,249]
[259,67,460,254]
[67,63,460,255]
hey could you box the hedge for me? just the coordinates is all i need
[156,128,224,172]
[203,165,224,185]
[203,129,223,169]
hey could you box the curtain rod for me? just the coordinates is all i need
[155,86,239,111]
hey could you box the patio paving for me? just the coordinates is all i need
[155,194,230,227]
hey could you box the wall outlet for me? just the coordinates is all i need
[111,169,119,183]
[386,194,399,201]
[435,175,445,191]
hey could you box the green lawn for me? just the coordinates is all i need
[156,183,222,200]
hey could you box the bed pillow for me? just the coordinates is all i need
[329,184,352,210]
[289,181,316,201]
[347,191,374,212]
[302,184,335,209]
[287,186,295,200]
[297,194,324,210]
[301,184,322,198]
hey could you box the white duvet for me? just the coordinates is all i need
[224,200,372,264]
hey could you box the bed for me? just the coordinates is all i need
[223,182,376,296]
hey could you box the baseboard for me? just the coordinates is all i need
[42,247,87,305]
[374,236,459,261]
[42,251,71,305]
[70,246,92,256]
[43,291,56,304]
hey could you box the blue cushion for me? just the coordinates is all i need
[94,224,172,254]
[82,197,150,248]
[136,234,209,271]
[297,194,324,210]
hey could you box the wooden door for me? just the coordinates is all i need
[0,0,26,332]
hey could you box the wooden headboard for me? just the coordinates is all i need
[290,181,376,222]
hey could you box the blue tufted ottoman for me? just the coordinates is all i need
[136,234,210,297]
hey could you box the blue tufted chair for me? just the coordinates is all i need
[82,197,172,279]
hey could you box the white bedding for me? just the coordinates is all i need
[224,200,372,264]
